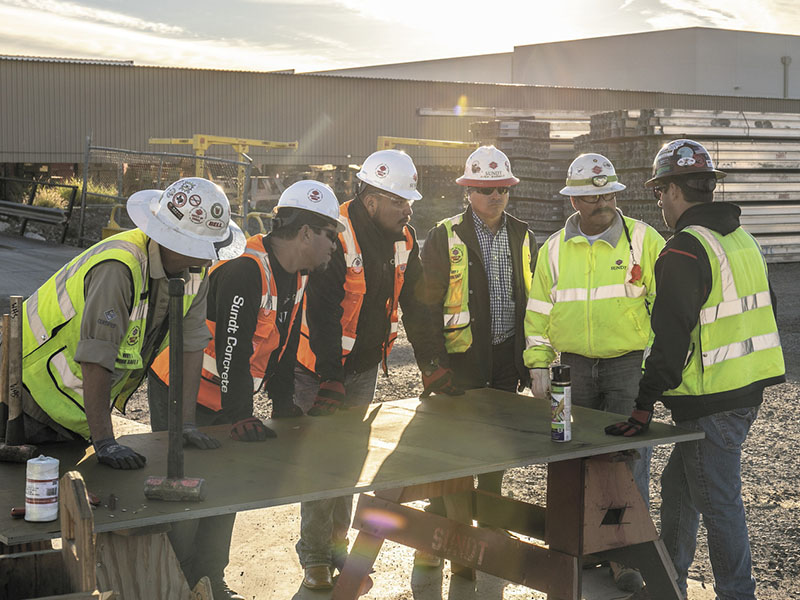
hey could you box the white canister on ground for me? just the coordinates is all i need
[25,455,60,522]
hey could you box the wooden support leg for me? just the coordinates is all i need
[600,540,683,600]
[331,530,383,600]
[442,491,476,580]
[95,529,193,600]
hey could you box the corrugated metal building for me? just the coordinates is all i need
[313,28,800,100]
[3,55,800,169]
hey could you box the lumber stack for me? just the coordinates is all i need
[573,109,800,262]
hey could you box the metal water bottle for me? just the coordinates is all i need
[550,365,571,442]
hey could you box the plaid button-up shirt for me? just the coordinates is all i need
[471,211,515,345]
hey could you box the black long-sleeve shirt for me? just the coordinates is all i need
[208,235,300,421]
[637,202,784,420]
[304,198,438,383]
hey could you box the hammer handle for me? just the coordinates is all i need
[167,279,185,480]
[6,297,24,446]
[0,314,9,442]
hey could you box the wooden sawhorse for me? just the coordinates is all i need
[333,452,682,599]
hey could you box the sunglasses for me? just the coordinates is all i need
[652,184,668,200]
[577,192,616,204]
[470,187,510,195]
[312,226,338,243]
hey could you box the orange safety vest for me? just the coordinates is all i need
[297,200,413,374]
[151,234,307,411]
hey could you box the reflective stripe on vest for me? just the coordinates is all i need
[685,225,782,370]
[21,230,202,439]
[524,215,660,366]
[296,200,411,373]
[151,234,306,412]
[656,225,784,397]
[441,215,472,353]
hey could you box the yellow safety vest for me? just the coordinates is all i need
[440,215,532,353]
[654,225,784,397]
[524,214,664,367]
[21,229,203,439]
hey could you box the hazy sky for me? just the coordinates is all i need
[2,0,800,73]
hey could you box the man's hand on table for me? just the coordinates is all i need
[182,423,222,449]
[93,437,147,469]
[604,407,653,437]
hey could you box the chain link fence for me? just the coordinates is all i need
[74,140,253,244]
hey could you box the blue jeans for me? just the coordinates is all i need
[294,365,379,568]
[561,351,652,507]
[661,407,759,600]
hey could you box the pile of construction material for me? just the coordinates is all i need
[574,109,800,262]
[470,112,590,240]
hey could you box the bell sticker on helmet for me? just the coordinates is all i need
[173,192,187,207]
[189,194,202,207]
[375,164,389,178]
[307,188,322,203]
[207,220,224,229]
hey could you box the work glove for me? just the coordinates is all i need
[182,422,221,449]
[230,416,277,441]
[271,399,304,419]
[308,380,346,416]
[93,437,146,470]
[604,408,653,437]
[530,368,550,399]
[420,366,464,398]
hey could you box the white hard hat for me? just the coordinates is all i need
[560,153,626,196]
[275,180,347,232]
[356,149,422,202]
[127,177,246,260]
[456,146,519,187]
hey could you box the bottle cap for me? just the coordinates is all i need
[550,365,570,383]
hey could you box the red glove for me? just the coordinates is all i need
[421,366,464,398]
[308,380,346,416]
[604,408,653,437]
[230,417,277,441]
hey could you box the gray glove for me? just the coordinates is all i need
[182,423,221,449]
[530,368,550,399]
[93,437,147,470]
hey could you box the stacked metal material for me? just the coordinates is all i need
[574,109,800,262]
[470,113,591,240]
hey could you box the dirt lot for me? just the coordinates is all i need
[123,261,800,599]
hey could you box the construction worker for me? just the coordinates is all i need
[524,153,665,592]
[293,149,454,590]
[148,180,345,599]
[18,177,244,467]
[415,146,536,566]
[606,139,785,599]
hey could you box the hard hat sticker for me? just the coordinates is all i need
[375,164,389,178]
[190,207,206,224]
[210,203,224,218]
[173,192,188,207]
[307,188,322,202]
[167,202,184,220]
[188,194,202,207]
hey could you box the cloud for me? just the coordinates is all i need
[3,0,185,35]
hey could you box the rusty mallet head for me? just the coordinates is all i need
[144,279,206,502]
[0,302,38,463]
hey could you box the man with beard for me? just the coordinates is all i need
[523,153,664,593]
[606,140,785,600]
[148,180,345,599]
[293,149,453,590]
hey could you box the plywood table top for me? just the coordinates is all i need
[0,389,701,545]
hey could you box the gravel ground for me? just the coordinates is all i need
[124,261,800,598]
